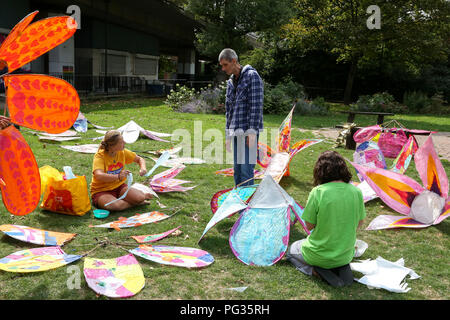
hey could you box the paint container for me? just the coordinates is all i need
[93,209,110,219]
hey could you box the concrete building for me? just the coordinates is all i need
[0,0,210,96]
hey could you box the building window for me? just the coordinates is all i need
[134,57,157,76]
[101,53,126,75]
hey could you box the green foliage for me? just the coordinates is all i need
[353,92,408,114]
[158,55,177,79]
[283,0,450,102]
[403,91,449,114]
[295,97,330,116]
[403,91,432,113]
[263,80,305,114]
[186,0,294,58]
[164,84,197,111]
[165,82,227,114]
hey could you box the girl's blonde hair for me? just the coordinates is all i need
[99,130,122,151]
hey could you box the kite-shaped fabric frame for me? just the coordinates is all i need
[414,135,448,199]
[73,112,113,132]
[353,141,386,170]
[61,144,100,154]
[131,226,182,243]
[5,74,80,134]
[151,156,206,167]
[89,211,172,231]
[390,136,418,174]
[215,139,322,183]
[210,185,258,214]
[277,106,294,152]
[83,254,145,298]
[0,11,39,59]
[116,120,169,143]
[354,136,419,203]
[0,224,76,246]
[0,15,77,73]
[130,245,214,268]
[199,190,248,243]
[0,126,41,216]
[0,246,81,272]
[351,161,425,215]
[353,125,382,143]
[150,165,195,193]
[38,136,81,142]
[229,175,308,266]
[38,130,79,137]
[215,168,262,178]
[73,112,87,132]
[350,135,450,230]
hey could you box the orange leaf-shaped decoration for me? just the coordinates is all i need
[0,126,41,215]
[0,11,38,59]
[5,74,80,133]
[0,15,77,73]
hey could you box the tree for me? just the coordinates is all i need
[186,0,294,59]
[283,0,450,104]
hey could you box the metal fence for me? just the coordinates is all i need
[48,73,214,97]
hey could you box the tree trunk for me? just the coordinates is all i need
[344,58,358,105]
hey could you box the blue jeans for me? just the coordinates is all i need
[233,134,258,186]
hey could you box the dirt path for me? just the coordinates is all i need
[299,127,450,162]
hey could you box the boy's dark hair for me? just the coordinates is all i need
[313,150,352,186]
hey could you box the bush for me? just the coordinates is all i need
[165,82,227,114]
[403,91,449,114]
[424,92,449,115]
[403,91,431,113]
[165,84,197,111]
[263,80,305,114]
[295,97,330,115]
[167,80,307,115]
[353,92,408,114]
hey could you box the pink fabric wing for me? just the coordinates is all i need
[414,135,448,199]
[366,215,430,230]
[257,142,273,168]
[141,130,169,143]
[350,162,425,215]
[353,125,382,143]
[434,197,450,225]
[151,165,186,184]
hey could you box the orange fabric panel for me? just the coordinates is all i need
[0,126,41,215]
[0,11,38,58]
[5,74,80,134]
[0,15,77,73]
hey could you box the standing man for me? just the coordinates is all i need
[219,48,264,187]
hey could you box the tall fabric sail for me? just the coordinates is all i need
[5,74,80,134]
[0,126,41,215]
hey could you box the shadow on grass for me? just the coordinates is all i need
[18,283,51,299]
[434,220,450,235]
[198,235,235,258]
[280,175,312,191]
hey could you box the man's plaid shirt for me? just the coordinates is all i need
[225,65,264,137]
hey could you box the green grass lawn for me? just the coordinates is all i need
[0,97,449,300]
